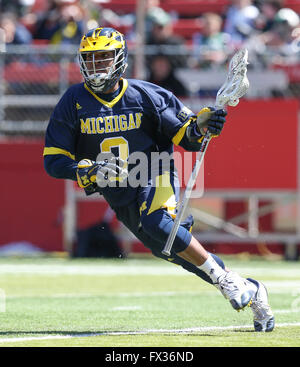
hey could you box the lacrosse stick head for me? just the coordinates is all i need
[215,48,250,109]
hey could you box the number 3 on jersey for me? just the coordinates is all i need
[100,136,129,161]
[99,137,129,181]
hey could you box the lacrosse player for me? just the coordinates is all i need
[43,27,274,332]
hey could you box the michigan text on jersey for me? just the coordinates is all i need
[80,113,143,134]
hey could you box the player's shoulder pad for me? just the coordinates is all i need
[127,79,173,112]
[51,83,86,123]
[55,83,85,110]
[56,82,84,103]
[64,82,86,99]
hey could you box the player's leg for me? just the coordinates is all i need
[142,211,253,309]
[113,201,216,283]
[137,171,252,308]
[137,170,274,321]
[140,210,274,329]
[113,200,274,330]
[178,232,274,329]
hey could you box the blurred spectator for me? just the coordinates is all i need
[145,7,186,68]
[254,0,282,33]
[192,13,230,68]
[33,0,63,41]
[145,0,167,35]
[0,11,32,45]
[224,0,259,46]
[52,2,84,45]
[265,8,300,59]
[146,7,182,47]
[147,54,189,97]
[246,7,300,66]
[106,0,164,42]
[0,0,35,17]
[34,0,84,45]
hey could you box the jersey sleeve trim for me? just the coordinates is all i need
[84,78,128,108]
[171,119,192,146]
[43,147,75,160]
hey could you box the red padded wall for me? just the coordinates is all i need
[204,99,298,189]
[0,99,298,252]
[175,99,299,190]
[0,139,64,251]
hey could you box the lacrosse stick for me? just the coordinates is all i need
[162,48,250,256]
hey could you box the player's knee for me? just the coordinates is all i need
[140,209,191,253]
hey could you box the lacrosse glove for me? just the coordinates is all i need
[76,156,128,193]
[196,107,227,137]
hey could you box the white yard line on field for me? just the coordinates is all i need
[6,290,210,299]
[112,306,142,311]
[1,263,300,278]
[0,322,300,344]
[274,309,300,314]
[6,282,300,299]
[0,264,187,276]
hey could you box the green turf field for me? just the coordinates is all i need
[0,255,299,347]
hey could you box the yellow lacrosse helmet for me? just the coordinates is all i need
[78,27,128,92]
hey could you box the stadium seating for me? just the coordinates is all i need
[172,18,203,40]
[161,0,230,16]
[29,0,300,45]
[100,0,230,16]
[31,0,300,19]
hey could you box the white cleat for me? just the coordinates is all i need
[216,271,254,311]
[247,278,275,332]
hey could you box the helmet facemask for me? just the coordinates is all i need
[79,47,127,93]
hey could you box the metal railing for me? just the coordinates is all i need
[0,44,298,135]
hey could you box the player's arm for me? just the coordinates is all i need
[43,92,127,195]
[44,130,78,181]
[44,153,78,181]
[43,90,78,181]
[158,91,227,152]
[44,125,126,195]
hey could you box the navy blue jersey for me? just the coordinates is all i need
[44,78,202,207]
